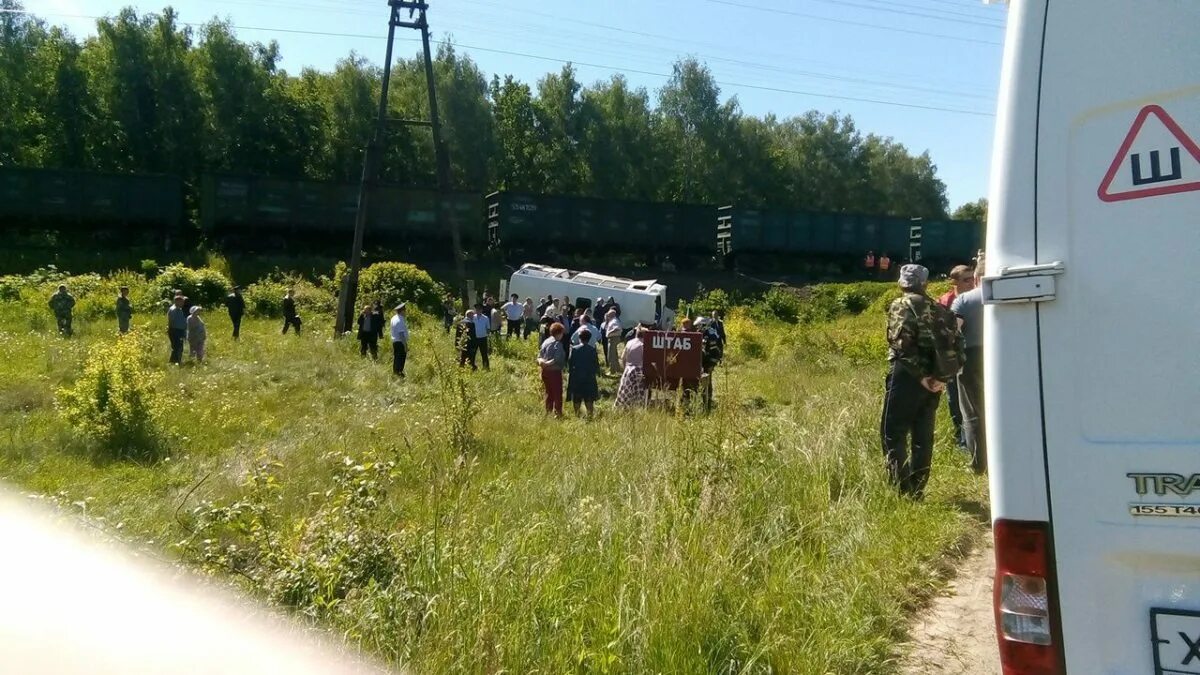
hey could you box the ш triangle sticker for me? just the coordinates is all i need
[1097,104,1200,203]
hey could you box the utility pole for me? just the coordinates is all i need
[335,0,467,335]
[417,7,469,304]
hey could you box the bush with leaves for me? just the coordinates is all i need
[723,308,767,362]
[155,264,231,307]
[243,271,335,318]
[56,331,170,459]
[750,287,806,323]
[690,287,736,316]
[357,262,444,315]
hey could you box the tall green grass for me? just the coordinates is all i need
[0,279,986,673]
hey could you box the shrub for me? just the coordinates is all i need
[691,287,735,316]
[0,275,23,301]
[155,264,231,307]
[56,331,170,459]
[204,252,233,281]
[243,271,335,318]
[139,259,159,278]
[723,308,767,362]
[751,287,805,323]
[73,271,158,320]
[357,262,443,314]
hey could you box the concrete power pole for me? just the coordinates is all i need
[335,0,467,335]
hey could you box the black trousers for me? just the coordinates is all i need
[282,316,301,334]
[230,313,243,339]
[118,315,131,334]
[957,347,987,474]
[360,337,378,359]
[946,378,964,443]
[465,335,489,370]
[506,319,522,338]
[168,328,186,364]
[880,362,941,497]
[392,341,407,376]
[56,313,73,337]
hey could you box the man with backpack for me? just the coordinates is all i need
[881,264,965,498]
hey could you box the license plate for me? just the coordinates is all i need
[1152,608,1200,675]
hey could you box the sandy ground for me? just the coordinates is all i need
[899,541,1002,674]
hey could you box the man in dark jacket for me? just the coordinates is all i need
[371,302,385,343]
[281,289,301,335]
[225,287,246,339]
[48,285,76,337]
[357,305,378,359]
[167,295,188,364]
[116,286,133,334]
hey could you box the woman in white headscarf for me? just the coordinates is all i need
[614,325,648,408]
[186,306,207,362]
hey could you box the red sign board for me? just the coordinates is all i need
[641,330,703,389]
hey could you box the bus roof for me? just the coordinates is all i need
[514,263,663,293]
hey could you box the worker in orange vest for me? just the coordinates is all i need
[864,250,876,276]
[878,252,892,278]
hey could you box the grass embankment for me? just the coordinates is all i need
[0,274,987,673]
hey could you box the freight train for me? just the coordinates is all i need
[0,167,982,268]
[0,167,184,244]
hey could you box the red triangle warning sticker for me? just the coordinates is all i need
[1097,105,1200,203]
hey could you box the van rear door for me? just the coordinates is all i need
[1034,0,1200,671]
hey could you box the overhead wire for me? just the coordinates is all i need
[4,8,996,116]
[447,0,998,95]
[698,0,1002,45]
[794,0,1005,26]
[432,12,994,101]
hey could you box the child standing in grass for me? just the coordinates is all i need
[187,306,207,363]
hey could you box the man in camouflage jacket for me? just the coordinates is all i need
[48,285,76,337]
[881,264,947,498]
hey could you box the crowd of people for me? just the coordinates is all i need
[46,263,992,489]
[881,258,986,499]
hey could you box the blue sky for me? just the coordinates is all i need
[25,0,1006,209]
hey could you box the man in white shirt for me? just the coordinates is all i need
[571,316,598,348]
[389,303,409,377]
[502,293,524,340]
[471,303,491,370]
[602,309,622,373]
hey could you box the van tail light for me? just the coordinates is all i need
[994,519,1064,675]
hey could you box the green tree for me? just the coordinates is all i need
[489,74,541,191]
[579,75,662,200]
[952,197,988,223]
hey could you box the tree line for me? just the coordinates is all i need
[1,1,968,218]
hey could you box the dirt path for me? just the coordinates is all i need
[900,541,1001,674]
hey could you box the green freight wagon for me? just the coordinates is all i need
[487,191,715,255]
[0,167,182,240]
[918,219,984,266]
[717,204,981,268]
[201,175,480,246]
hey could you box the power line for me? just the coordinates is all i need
[446,1,997,97]
[442,16,994,101]
[699,0,1003,45]
[4,9,995,116]
[799,0,1005,26]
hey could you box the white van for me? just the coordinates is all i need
[986,1,1200,673]
[507,263,673,328]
